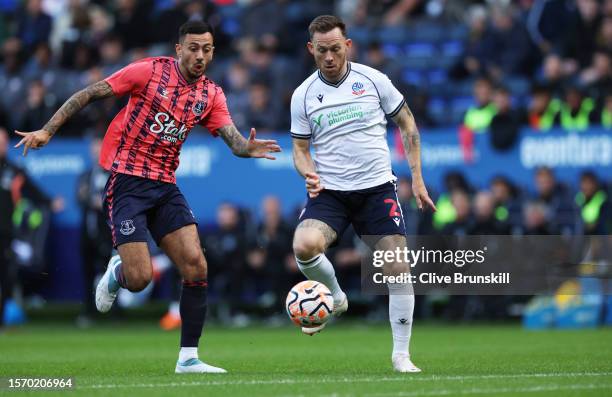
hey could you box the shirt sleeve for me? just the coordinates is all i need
[374,71,405,118]
[104,60,153,97]
[290,88,311,139]
[199,85,233,137]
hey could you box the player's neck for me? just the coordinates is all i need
[320,62,349,83]
[177,62,201,84]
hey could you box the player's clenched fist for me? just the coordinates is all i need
[14,130,53,156]
[305,172,323,198]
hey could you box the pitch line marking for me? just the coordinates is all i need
[367,382,612,397]
[81,372,612,390]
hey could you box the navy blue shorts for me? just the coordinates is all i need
[102,173,197,248]
[298,181,406,239]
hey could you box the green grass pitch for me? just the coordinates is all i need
[1,323,611,396]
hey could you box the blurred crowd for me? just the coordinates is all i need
[0,0,610,137]
[194,167,610,324]
[1,0,612,326]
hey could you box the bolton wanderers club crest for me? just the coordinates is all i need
[352,81,365,95]
[192,101,205,116]
[120,220,136,236]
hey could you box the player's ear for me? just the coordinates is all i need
[175,43,182,58]
[345,38,353,49]
[307,41,315,56]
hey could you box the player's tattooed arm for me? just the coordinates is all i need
[296,219,337,248]
[392,103,422,177]
[43,80,114,135]
[391,102,436,211]
[217,124,281,159]
[217,124,249,157]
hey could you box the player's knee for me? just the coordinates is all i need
[181,250,207,281]
[125,267,152,292]
[386,261,410,277]
[293,230,325,260]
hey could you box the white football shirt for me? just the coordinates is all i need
[290,62,405,191]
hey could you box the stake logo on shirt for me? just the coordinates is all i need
[150,112,189,143]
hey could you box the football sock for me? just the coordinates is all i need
[387,283,415,356]
[296,254,344,303]
[180,279,208,348]
[178,347,198,362]
[110,261,127,291]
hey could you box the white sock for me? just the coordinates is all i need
[178,347,198,362]
[169,302,180,316]
[296,254,344,304]
[388,283,415,357]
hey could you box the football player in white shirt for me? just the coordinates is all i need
[290,15,436,373]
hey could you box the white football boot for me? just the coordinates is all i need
[95,255,121,313]
[301,292,348,335]
[175,358,227,374]
[392,353,422,373]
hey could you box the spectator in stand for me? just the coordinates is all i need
[241,0,284,47]
[539,53,570,97]
[521,201,556,235]
[409,92,437,129]
[489,86,522,150]
[0,127,63,326]
[222,61,251,131]
[527,84,561,131]
[348,0,425,27]
[463,77,497,132]
[575,171,611,235]
[490,176,523,233]
[449,4,490,80]
[433,172,472,231]
[442,190,473,236]
[396,175,433,235]
[604,0,612,17]
[602,94,612,128]
[244,79,281,132]
[112,0,151,50]
[533,167,575,234]
[554,85,598,131]
[0,38,26,129]
[562,0,601,69]
[22,43,57,86]
[202,203,250,324]
[17,80,57,133]
[15,0,52,52]
[579,51,611,101]
[363,41,402,84]
[469,191,510,235]
[153,0,192,45]
[76,137,112,327]
[597,17,612,53]
[98,35,125,74]
[526,0,575,56]
[246,196,294,313]
[485,4,534,79]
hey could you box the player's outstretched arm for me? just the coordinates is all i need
[216,124,281,160]
[14,80,114,156]
[292,138,323,198]
[392,103,436,211]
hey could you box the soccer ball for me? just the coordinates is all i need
[286,280,334,328]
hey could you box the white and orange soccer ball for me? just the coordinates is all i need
[286,280,334,329]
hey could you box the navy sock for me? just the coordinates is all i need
[180,280,208,348]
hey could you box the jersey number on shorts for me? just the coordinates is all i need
[384,199,401,217]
